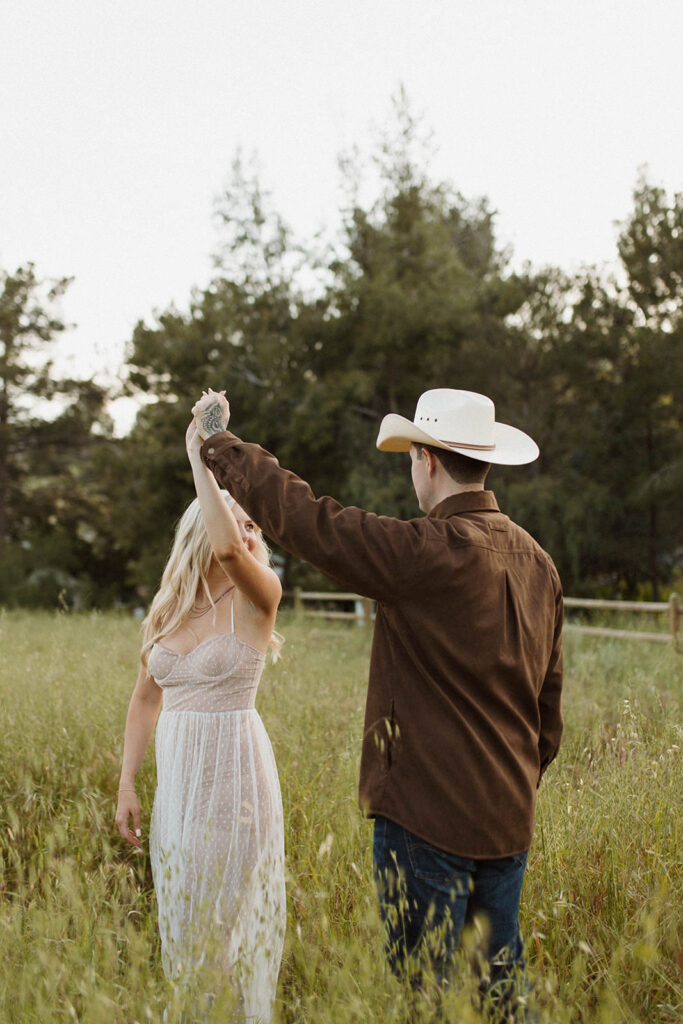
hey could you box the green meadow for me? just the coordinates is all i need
[0,609,680,1022]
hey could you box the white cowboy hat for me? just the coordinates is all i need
[376,389,539,465]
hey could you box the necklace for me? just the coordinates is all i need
[189,586,234,618]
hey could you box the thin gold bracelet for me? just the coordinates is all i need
[118,787,137,793]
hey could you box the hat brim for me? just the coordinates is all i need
[376,414,539,465]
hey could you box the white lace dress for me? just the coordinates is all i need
[147,610,285,1021]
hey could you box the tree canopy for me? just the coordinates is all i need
[4,116,681,605]
[0,265,122,606]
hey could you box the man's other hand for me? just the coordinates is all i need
[192,389,230,439]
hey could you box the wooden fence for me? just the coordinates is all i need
[562,595,679,647]
[290,590,374,628]
[288,588,681,649]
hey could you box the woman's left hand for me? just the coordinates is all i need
[185,419,203,461]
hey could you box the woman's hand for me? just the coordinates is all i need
[186,419,203,462]
[115,789,143,849]
[191,388,230,439]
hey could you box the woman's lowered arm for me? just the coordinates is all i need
[115,664,163,848]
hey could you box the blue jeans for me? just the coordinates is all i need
[373,816,530,1018]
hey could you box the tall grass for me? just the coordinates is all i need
[0,609,680,1022]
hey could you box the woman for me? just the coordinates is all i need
[115,416,285,1021]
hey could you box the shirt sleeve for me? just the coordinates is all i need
[537,568,564,781]
[201,431,424,602]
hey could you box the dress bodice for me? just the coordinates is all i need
[148,632,266,713]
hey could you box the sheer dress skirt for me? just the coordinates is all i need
[148,634,286,1021]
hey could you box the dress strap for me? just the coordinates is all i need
[230,596,235,633]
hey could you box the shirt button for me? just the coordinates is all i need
[208,447,215,455]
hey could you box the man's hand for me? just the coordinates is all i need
[192,389,230,440]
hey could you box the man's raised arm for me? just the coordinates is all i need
[191,390,423,602]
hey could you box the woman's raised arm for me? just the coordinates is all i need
[186,420,281,616]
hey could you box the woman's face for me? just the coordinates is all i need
[232,503,259,554]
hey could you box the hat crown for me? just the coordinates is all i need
[414,389,495,447]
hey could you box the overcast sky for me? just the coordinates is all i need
[2,0,681,427]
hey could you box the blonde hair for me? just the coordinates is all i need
[141,491,282,665]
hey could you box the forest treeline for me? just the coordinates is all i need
[1,111,682,607]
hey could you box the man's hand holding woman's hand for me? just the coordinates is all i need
[191,388,230,440]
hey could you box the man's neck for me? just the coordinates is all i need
[423,480,485,515]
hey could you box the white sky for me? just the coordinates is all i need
[1,0,682,429]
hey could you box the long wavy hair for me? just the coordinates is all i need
[141,491,282,665]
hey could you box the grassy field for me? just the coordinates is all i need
[0,608,680,1023]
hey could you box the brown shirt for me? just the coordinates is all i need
[202,432,564,858]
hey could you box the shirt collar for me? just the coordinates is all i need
[427,490,500,519]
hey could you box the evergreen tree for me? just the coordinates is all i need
[0,264,119,606]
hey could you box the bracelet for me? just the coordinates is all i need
[118,787,137,793]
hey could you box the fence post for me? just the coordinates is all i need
[670,593,680,651]
[294,586,303,616]
[362,597,373,630]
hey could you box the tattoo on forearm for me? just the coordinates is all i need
[201,402,228,437]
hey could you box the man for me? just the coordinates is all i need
[192,386,563,1017]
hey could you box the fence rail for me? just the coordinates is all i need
[563,594,679,647]
[289,590,374,627]
[286,588,680,649]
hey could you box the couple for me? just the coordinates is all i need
[116,387,564,1022]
